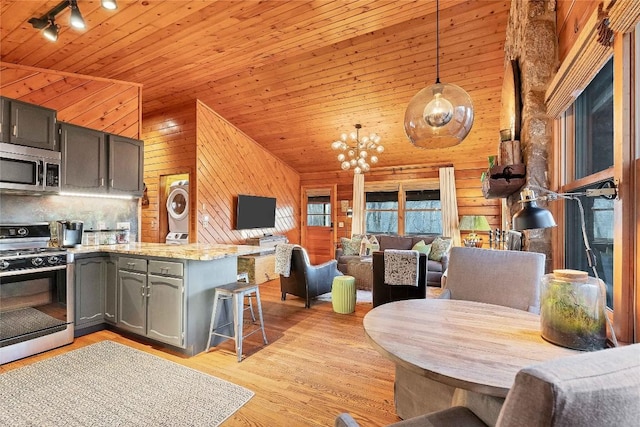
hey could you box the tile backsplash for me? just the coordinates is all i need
[0,194,138,237]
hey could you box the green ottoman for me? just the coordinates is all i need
[332,275,356,314]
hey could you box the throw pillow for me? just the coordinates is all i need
[340,236,362,256]
[429,237,452,261]
[359,236,372,257]
[411,240,432,256]
[369,235,380,252]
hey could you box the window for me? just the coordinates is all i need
[306,196,331,226]
[405,190,442,235]
[574,59,614,179]
[365,184,441,235]
[365,191,398,234]
[561,58,614,309]
[563,182,614,308]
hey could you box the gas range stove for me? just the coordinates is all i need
[0,223,69,276]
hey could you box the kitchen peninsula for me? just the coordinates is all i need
[70,242,263,356]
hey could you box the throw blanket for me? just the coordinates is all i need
[384,249,419,286]
[275,243,300,277]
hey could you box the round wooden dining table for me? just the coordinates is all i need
[363,298,580,398]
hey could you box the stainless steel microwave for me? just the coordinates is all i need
[0,142,60,194]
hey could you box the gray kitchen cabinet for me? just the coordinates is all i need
[0,97,7,143]
[59,122,107,192]
[108,134,144,196]
[74,256,105,330]
[118,259,147,335]
[0,96,56,150]
[117,257,184,348]
[58,122,143,196]
[104,257,118,324]
[147,273,184,347]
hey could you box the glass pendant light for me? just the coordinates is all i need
[404,0,474,149]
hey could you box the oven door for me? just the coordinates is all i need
[0,265,74,364]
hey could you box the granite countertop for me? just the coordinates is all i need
[69,242,264,261]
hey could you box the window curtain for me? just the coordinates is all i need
[438,167,461,246]
[352,173,365,236]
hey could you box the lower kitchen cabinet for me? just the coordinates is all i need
[104,257,118,324]
[118,257,184,348]
[147,274,183,347]
[118,269,147,335]
[74,256,106,330]
[73,251,238,356]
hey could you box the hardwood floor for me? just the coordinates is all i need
[1,280,400,426]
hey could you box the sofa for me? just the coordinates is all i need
[336,234,450,287]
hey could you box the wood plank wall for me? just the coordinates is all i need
[140,100,300,245]
[140,102,197,243]
[300,158,502,246]
[556,0,599,63]
[0,62,141,139]
[195,101,300,244]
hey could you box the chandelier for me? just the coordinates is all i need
[403,0,474,148]
[331,124,384,174]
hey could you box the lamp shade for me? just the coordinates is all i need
[459,215,491,232]
[512,200,557,230]
[404,82,474,149]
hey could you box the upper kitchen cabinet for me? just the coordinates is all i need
[59,122,107,192]
[108,134,144,196]
[0,96,57,150]
[59,122,144,197]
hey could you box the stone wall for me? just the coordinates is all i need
[505,0,557,266]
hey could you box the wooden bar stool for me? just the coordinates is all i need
[207,282,268,362]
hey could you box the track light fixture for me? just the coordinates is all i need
[42,19,60,42]
[28,0,117,42]
[69,0,86,29]
[101,0,118,10]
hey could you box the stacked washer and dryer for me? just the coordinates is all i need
[166,180,189,244]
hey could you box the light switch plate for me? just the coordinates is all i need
[116,222,131,230]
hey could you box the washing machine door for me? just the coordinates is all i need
[167,187,189,221]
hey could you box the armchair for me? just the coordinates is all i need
[280,246,343,308]
[335,344,640,427]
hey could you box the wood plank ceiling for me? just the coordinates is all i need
[0,0,511,174]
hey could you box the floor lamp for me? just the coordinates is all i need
[511,180,618,346]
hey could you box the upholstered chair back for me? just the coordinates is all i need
[443,247,545,313]
[497,344,640,426]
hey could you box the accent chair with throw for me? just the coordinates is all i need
[395,247,547,422]
[335,343,640,427]
[276,245,342,308]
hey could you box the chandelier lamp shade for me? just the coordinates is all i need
[404,0,474,149]
[28,0,117,42]
[331,124,383,174]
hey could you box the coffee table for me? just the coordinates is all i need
[363,299,579,397]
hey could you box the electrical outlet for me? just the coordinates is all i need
[117,222,131,230]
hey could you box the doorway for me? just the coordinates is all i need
[302,186,336,264]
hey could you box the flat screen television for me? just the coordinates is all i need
[236,194,277,230]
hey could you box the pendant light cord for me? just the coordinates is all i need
[435,0,441,84]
